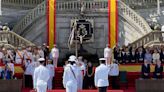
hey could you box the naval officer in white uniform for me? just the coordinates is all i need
[51,44,59,67]
[94,58,110,92]
[104,44,112,65]
[33,58,50,92]
[63,55,79,92]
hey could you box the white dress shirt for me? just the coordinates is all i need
[51,47,59,58]
[109,63,119,76]
[94,64,110,87]
[33,65,50,92]
[104,47,112,58]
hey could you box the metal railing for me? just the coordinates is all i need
[1,0,45,8]
[0,31,35,47]
[130,31,164,48]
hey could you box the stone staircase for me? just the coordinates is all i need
[0,31,35,48]
[11,0,152,45]
[12,0,46,35]
[1,0,44,9]
[130,31,164,48]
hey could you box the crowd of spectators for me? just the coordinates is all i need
[113,45,164,64]
[0,44,49,79]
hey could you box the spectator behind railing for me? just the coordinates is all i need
[152,49,160,64]
[144,49,152,64]
[153,60,163,79]
[141,60,150,79]
[0,64,13,79]
[2,23,10,32]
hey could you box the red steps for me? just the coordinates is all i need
[30,90,124,92]
[53,67,141,89]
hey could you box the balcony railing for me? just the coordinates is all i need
[130,31,164,48]
[12,0,152,44]
[1,0,45,8]
[0,31,35,47]
[122,0,164,9]
[13,1,46,34]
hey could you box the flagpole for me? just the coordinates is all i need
[75,30,78,58]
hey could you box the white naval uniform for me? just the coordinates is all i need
[94,64,110,87]
[77,61,85,90]
[46,64,55,90]
[104,47,112,65]
[24,62,33,75]
[33,65,50,92]
[24,51,33,67]
[15,51,24,64]
[51,47,59,67]
[38,50,44,58]
[0,51,4,62]
[63,64,79,92]
[7,62,14,76]
[108,63,119,76]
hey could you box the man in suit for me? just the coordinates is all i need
[141,60,150,79]
[137,48,145,63]
[94,58,110,92]
[160,48,164,63]
[154,60,163,79]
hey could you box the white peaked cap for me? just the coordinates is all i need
[99,58,106,61]
[68,58,76,62]
[69,55,77,60]
[68,55,77,62]
[38,58,45,62]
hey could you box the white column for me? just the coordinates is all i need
[157,0,161,15]
[0,0,2,15]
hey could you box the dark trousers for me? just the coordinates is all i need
[153,72,163,79]
[25,75,33,88]
[98,86,107,92]
[111,76,119,89]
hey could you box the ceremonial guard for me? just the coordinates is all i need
[94,58,110,92]
[46,60,55,90]
[104,44,112,65]
[77,56,85,90]
[63,55,79,92]
[109,61,119,89]
[33,58,50,92]
[51,44,59,67]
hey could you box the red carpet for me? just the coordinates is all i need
[23,87,135,92]
[30,90,124,92]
